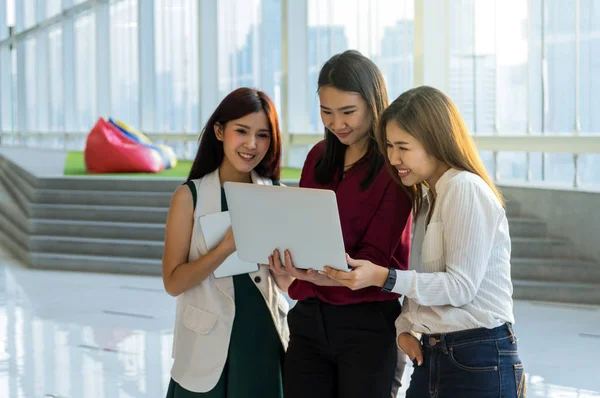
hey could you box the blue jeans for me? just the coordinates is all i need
[406,323,526,398]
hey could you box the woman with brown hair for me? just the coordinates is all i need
[162,88,291,397]
[325,86,525,397]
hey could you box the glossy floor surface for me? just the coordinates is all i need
[1,244,599,398]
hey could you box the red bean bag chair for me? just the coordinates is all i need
[84,118,165,174]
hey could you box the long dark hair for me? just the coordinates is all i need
[314,50,389,190]
[187,88,282,182]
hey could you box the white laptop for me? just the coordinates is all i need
[198,211,260,278]
[223,182,349,271]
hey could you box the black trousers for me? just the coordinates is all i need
[284,297,401,398]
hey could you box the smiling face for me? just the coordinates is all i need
[215,111,272,177]
[318,85,373,148]
[385,119,449,191]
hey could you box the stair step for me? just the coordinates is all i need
[29,252,162,275]
[37,177,183,192]
[505,200,520,216]
[34,189,173,207]
[507,217,547,237]
[512,258,600,284]
[511,237,573,258]
[30,204,169,224]
[29,236,163,259]
[512,280,600,305]
[30,219,165,241]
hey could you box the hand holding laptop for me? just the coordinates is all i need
[265,248,343,287]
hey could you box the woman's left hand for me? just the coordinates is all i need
[323,254,389,291]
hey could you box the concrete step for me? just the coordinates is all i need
[507,217,547,238]
[29,252,162,275]
[512,258,600,284]
[36,177,183,192]
[0,165,32,216]
[34,189,173,207]
[30,219,166,241]
[512,280,600,305]
[505,200,520,217]
[29,236,163,259]
[511,237,573,258]
[30,204,168,223]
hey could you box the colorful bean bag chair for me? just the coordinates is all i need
[110,119,178,169]
[84,118,165,174]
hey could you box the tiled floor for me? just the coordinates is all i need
[1,244,599,398]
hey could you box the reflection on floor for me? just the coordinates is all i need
[1,244,599,398]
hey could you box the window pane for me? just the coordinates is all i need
[11,46,17,132]
[544,0,576,134]
[497,152,527,181]
[479,150,495,178]
[48,25,63,132]
[579,0,600,133]
[544,153,575,184]
[449,0,475,132]
[24,37,36,131]
[0,44,13,132]
[154,0,199,133]
[23,0,35,29]
[529,152,543,181]
[496,0,528,134]
[578,154,600,186]
[307,0,413,133]
[110,0,139,128]
[75,11,96,132]
[46,0,61,18]
[528,0,543,134]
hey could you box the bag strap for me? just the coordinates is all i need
[184,178,277,211]
[184,181,197,210]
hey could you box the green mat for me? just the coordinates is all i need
[64,152,302,180]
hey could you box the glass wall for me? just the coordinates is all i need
[0,0,597,187]
[451,0,600,186]
[306,0,413,133]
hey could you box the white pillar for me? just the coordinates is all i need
[95,0,111,119]
[413,0,450,93]
[198,0,219,127]
[284,0,309,134]
[138,0,155,132]
[63,15,77,132]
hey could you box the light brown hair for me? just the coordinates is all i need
[376,86,504,214]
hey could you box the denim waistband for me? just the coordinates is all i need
[421,323,516,349]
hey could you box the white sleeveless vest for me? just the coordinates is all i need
[170,169,290,393]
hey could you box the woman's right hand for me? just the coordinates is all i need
[398,332,423,367]
[272,249,341,286]
[218,227,236,256]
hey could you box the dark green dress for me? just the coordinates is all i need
[167,188,284,398]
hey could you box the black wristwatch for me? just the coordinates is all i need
[381,268,397,293]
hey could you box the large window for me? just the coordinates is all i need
[110,0,139,128]
[451,0,600,186]
[154,0,199,133]
[75,12,96,132]
[306,0,414,133]
[217,0,282,107]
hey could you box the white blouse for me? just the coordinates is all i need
[393,169,515,335]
